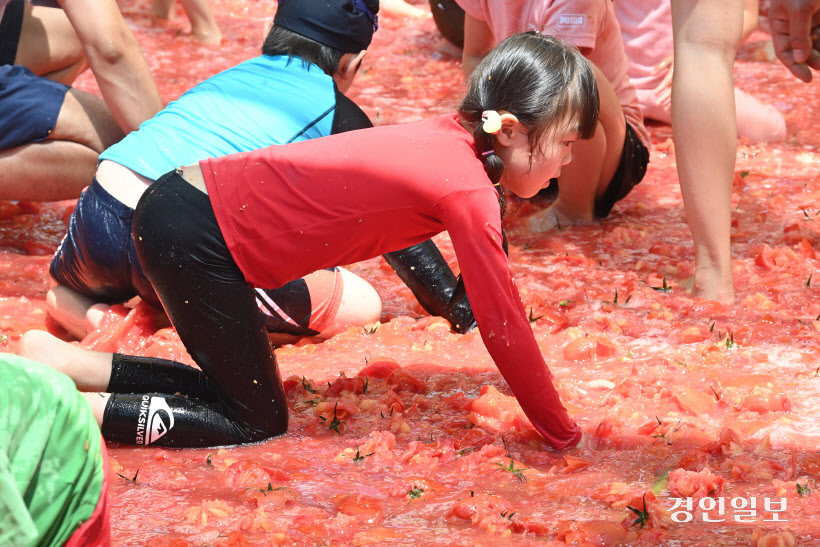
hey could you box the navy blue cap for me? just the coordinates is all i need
[273,0,379,53]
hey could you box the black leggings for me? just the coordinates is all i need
[99,171,475,447]
[101,172,287,447]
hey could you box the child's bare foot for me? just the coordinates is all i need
[151,0,176,20]
[191,24,222,45]
[523,204,575,232]
[680,274,735,305]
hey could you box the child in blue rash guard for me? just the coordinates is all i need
[48,0,476,341]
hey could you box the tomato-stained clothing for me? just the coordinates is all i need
[202,114,581,450]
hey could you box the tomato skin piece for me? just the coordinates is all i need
[333,493,385,524]
[326,374,364,396]
[357,359,400,379]
[674,388,717,415]
[636,421,660,436]
[740,391,792,414]
[562,455,593,473]
[797,238,816,259]
[386,369,428,393]
[0,201,22,220]
[390,476,445,500]
[448,493,513,521]
[221,460,271,488]
[535,309,569,333]
[798,452,820,476]
[563,337,597,361]
[751,530,796,547]
[563,336,619,361]
[510,517,551,536]
[667,467,725,500]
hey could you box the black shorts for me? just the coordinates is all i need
[542,122,650,218]
[0,0,24,66]
[594,122,649,218]
[0,65,70,149]
[429,0,464,48]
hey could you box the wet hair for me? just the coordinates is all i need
[262,25,346,76]
[459,31,599,253]
[448,32,598,309]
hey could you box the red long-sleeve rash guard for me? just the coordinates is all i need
[202,114,582,450]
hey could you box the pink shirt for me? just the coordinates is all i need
[456,0,650,147]
[614,0,674,120]
[202,114,581,450]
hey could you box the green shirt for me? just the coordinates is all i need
[0,354,104,547]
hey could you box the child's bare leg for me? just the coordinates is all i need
[150,0,176,20]
[526,63,625,231]
[17,330,113,391]
[0,89,122,201]
[671,0,742,304]
[0,141,97,201]
[46,285,110,339]
[82,392,111,425]
[180,0,222,44]
[319,267,382,339]
[266,268,382,346]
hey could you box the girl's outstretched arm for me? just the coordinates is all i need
[439,189,581,450]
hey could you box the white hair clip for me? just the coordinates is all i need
[481,110,502,134]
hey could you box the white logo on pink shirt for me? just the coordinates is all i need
[558,14,585,26]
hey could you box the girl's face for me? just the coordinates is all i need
[492,114,577,199]
[501,127,577,199]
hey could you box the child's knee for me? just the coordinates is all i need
[323,267,382,337]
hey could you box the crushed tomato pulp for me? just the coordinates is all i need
[2,1,819,545]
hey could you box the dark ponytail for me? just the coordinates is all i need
[470,117,509,254]
[448,32,599,305]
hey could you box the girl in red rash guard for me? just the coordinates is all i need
[19,32,599,450]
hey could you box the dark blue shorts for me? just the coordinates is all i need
[50,178,158,307]
[50,176,330,337]
[0,0,24,65]
[0,64,70,149]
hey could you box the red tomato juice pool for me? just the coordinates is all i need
[2,1,820,545]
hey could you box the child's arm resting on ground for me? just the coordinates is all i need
[437,189,582,450]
